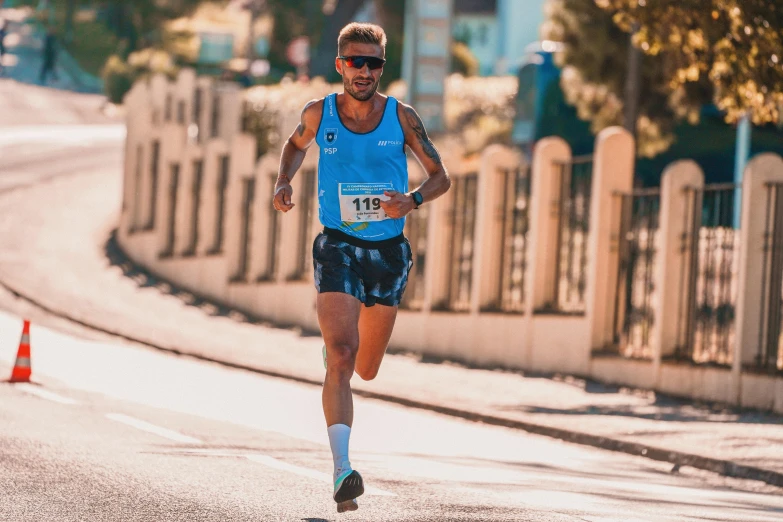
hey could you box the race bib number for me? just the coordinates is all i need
[338,182,393,222]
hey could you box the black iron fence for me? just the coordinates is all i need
[401,202,430,311]
[612,189,661,359]
[446,173,479,312]
[552,155,594,313]
[491,165,531,313]
[757,182,783,372]
[291,169,316,281]
[675,183,740,366]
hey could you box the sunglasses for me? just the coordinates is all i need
[339,56,386,70]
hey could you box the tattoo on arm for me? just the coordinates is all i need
[297,109,307,137]
[404,107,441,163]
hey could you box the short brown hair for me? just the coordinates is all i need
[337,23,387,56]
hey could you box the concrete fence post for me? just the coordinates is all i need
[651,160,704,374]
[586,127,635,351]
[470,145,526,314]
[734,154,783,369]
[526,137,571,312]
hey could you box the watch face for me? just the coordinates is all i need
[413,192,423,206]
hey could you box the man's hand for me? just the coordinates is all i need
[379,190,414,219]
[273,184,295,212]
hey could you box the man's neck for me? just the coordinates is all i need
[339,93,381,121]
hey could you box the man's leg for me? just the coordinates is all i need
[318,291,361,427]
[355,303,398,381]
[317,291,365,509]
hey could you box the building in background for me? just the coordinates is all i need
[453,0,546,76]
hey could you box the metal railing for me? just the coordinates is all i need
[146,140,160,230]
[492,165,531,313]
[446,173,479,312]
[613,188,661,359]
[553,155,594,313]
[291,169,316,281]
[209,155,229,255]
[232,178,255,282]
[210,91,221,139]
[160,163,180,258]
[184,159,204,256]
[257,172,280,282]
[675,183,740,366]
[757,182,783,372]
[401,202,429,311]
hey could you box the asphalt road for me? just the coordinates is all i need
[2,311,783,522]
[0,77,782,522]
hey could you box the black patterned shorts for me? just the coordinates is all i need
[313,228,413,307]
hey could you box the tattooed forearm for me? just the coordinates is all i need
[404,107,441,163]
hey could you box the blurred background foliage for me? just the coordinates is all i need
[18,0,779,182]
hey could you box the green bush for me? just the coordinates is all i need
[102,49,178,104]
[102,55,135,104]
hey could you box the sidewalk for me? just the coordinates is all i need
[0,135,782,490]
[1,6,103,93]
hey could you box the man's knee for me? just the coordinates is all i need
[355,363,379,381]
[326,341,358,378]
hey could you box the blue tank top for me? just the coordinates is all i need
[315,93,408,241]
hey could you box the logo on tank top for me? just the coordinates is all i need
[325,128,338,144]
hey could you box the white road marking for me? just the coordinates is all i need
[14,383,80,405]
[0,125,126,146]
[105,413,202,444]
[245,454,396,497]
[175,449,395,497]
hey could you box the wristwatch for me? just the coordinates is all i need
[411,191,424,209]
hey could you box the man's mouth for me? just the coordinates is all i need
[354,79,372,89]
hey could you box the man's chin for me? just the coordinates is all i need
[346,85,378,102]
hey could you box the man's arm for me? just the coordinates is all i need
[273,99,322,213]
[381,102,451,218]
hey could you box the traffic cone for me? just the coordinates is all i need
[9,319,31,383]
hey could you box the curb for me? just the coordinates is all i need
[0,241,781,489]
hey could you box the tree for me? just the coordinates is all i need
[598,0,783,126]
[267,0,406,85]
[100,0,204,53]
[543,0,781,157]
[544,0,708,156]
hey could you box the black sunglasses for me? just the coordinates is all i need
[339,56,386,70]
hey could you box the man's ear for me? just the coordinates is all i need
[335,57,343,76]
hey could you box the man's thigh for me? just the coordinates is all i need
[317,292,363,353]
[355,302,398,379]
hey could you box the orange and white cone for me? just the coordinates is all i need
[9,319,32,383]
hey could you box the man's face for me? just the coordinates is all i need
[336,42,384,102]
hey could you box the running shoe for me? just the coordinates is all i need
[334,466,364,504]
[336,498,358,513]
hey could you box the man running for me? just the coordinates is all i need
[273,22,450,513]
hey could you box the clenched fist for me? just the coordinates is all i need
[379,190,415,219]
[273,184,295,212]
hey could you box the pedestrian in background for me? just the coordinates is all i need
[39,27,58,85]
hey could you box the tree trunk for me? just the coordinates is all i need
[309,0,368,78]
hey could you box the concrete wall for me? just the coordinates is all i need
[118,70,783,412]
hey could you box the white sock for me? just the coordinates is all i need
[327,423,351,476]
